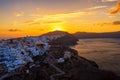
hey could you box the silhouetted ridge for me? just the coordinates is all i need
[41,31,78,46]
[41,30,69,36]
[74,31,120,39]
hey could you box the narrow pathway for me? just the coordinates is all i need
[45,52,65,80]
[0,72,20,80]
[49,64,65,80]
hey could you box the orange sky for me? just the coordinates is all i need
[0,0,120,39]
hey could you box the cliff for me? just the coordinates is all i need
[1,45,120,80]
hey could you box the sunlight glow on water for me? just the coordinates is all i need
[73,38,120,75]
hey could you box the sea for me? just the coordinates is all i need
[72,38,120,76]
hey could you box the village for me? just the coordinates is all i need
[0,36,48,72]
[0,33,73,79]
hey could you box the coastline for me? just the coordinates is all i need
[0,31,120,80]
[72,38,120,76]
[1,39,120,80]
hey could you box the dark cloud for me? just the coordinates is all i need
[94,21,120,27]
[8,29,22,32]
[112,21,120,25]
[110,1,120,14]
[94,22,110,25]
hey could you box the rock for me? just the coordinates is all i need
[64,51,71,59]
[57,58,65,63]
[0,63,7,76]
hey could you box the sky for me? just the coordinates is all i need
[0,0,120,39]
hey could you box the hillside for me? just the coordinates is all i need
[41,30,78,46]
[1,45,120,80]
[74,31,120,39]
[41,31,69,36]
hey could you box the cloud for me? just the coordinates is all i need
[24,19,41,25]
[110,1,120,14]
[43,20,63,24]
[50,10,95,18]
[24,20,34,23]
[102,0,118,2]
[112,21,120,25]
[30,22,41,25]
[42,11,95,20]
[95,21,120,26]
[8,29,22,32]
[24,11,96,26]
[95,22,110,26]
[14,11,24,17]
[87,6,107,10]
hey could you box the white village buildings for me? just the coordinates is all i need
[0,36,49,72]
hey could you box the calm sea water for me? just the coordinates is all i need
[73,38,120,75]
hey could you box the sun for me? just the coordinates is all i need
[52,27,64,31]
